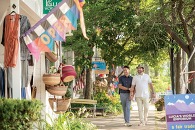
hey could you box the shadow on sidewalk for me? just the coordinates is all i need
[86,103,166,130]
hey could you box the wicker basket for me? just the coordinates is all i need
[42,73,61,86]
[62,65,75,73]
[49,98,71,114]
[61,71,77,82]
[46,84,68,96]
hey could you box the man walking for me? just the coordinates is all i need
[130,64,155,126]
[118,66,133,126]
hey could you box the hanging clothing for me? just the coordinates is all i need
[20,15,31,61]
[1,14,32,98]
[1,14,20,68]
[0,67,5,98]
[6,68,13,98]
[20,15,32,99]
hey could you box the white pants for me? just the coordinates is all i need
[135,97,149,123]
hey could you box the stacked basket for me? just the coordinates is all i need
[42,65,77,113]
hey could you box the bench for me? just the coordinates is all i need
[95,107,106,116]
[70,107,106,116]
[70,99,97,117]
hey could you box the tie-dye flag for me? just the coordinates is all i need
[79,0,85,7]
[21,0,85,61]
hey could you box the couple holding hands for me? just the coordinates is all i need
[118,65,155,127]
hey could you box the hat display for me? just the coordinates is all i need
[136,64,144,69]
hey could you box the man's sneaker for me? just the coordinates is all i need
[125,123,132,127]
[145,118,148,125]
[138,122,145,126]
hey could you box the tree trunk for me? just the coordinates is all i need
[175,49,183,94]
[169,47,175,94]
[84,68,92,99]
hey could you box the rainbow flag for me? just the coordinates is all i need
[21,0,84,61]
[79,0,85,7]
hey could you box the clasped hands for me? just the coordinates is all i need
[129,88,134,100]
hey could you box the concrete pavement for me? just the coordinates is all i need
[87,101,167,130]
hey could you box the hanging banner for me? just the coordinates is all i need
[165,94,195,130]
[22,0,85,61]
[43,0,62,14]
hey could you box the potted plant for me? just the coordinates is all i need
[42,66,61,86]
[154,97,165,111]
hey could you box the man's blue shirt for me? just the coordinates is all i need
[118,75,133,93]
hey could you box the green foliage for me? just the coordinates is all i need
[94,92,122,115]
[0,98,43,130]
[45,112,97,130]
[65,0,169,70]
[152,76,170,93]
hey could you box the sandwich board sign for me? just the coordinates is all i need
[164,94,195,130]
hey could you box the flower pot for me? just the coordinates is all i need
[49,97,71,114]
[156,105,164,111]
[46,84,68,96]
[45,52,58,62]
[42,73,61,86]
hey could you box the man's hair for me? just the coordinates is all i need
[123,66,129,69]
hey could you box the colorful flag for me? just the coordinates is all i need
[22,0,85,61]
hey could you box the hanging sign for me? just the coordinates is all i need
[92,61,106,70]
[43,0,62,14]
[164,94,195,130]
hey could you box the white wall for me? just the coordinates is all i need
[22,0,43,17]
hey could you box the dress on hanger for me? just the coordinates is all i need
[1,13,20,68]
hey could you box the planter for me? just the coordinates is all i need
[156,105,164,111]
[42,73,61,86]
[45,52,58,62]
[46,84,68,96]
[49,97,71,114]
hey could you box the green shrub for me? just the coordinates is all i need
[0,98,43,130]
[94,92,122,115]
[152,76,170,92]
[45,112,97,130]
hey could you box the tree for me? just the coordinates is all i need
[159,0,195,93]
[64,0,171,98]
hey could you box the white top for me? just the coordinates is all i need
[132,73,152,98]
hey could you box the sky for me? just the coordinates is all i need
[164,94,195,105]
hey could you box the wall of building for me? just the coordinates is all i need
[0,0,77,122]
[0,0,57,120]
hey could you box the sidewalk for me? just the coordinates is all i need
[87,101,166,130]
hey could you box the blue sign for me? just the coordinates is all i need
[92,61,106,70]
[164,94,195,130]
